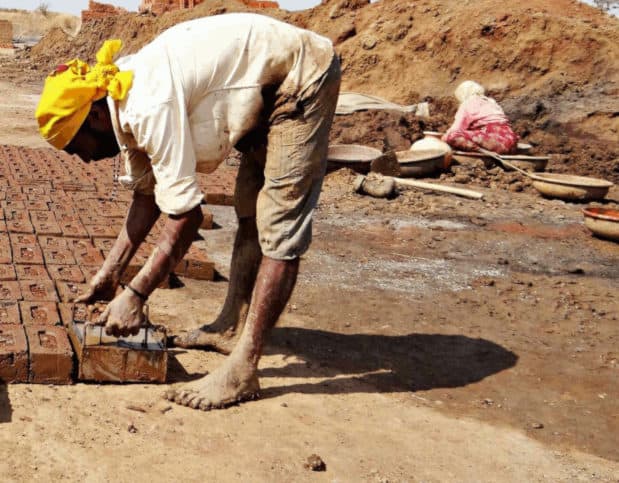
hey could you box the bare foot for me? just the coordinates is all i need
[172,325,239,354]
[163,357,260,411]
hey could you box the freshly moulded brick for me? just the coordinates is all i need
[9,233,37,246]
[80,266,99,282]
[60,221,89,238]
[25,325,73,384]
[0,281,22,301]
[92,237,115,252]
[6,210,33,234]
[55,281,88,303]
[20,302,61,326]
[43,248,76,265]
[15,264,50,280]
[19,280,58,302]
[0,264,16,281]
[85,224,121,239]
[0,324,28,383]
[73,247,104,266]
[0,302,20,324]
[13,244,44,265]
[0,234,11,264]
[25,200,50,211]
[37,235,68,250]
[47,265,85,283]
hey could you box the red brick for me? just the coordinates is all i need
[9,233,37,246]
[2,200,25,210]
[47,265,85,283]
[0,302,20,324]
[55,281,88,302]
[0,281,22,301]
[200,206,214,229]
[80,266,99,281]
[37,235,68,250]
[0,234,10,264]
[43,248,76,265]
[74,247,104,266]
[0,325,28,383]
[19,280,58,302]
[85,224,121,238]
[92,237,116,251]
[25,200,50,211]
[60,221,89,238]
[0,264,15,281]
[15,264,50,280]
[13,244,44,265]
[6,210,33,233]
[31,211,61,235]
[55,212,80,224]
[25,325,73,384]
[19,302,60,325]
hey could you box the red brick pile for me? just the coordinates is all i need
[0,144,236,384]
[81,0,128,22]
[138,0,278,15]
[0,20,13,50]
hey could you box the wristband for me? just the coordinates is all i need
[126,284,148,302]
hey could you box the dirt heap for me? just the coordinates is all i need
[7,0,619,180]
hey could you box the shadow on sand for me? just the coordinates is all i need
[0,383,12,423]
[260,328,517,398]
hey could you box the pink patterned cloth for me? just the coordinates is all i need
[443,96,518,154]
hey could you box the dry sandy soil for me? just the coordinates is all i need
[0,77,618,481]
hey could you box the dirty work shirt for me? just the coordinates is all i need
[107,13,334,215]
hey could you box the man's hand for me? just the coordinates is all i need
[76,269,119,303]
[96,288,145,338]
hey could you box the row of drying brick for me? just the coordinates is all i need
[0,324,72,384]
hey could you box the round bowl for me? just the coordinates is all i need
[583,207,619,242]
[531,173,613,201]
[327,144,382,174]
[396,149,445,178]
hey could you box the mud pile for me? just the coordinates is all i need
[8,0,619,180]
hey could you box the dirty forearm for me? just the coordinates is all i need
[129,205,203,297]
[100,193,161,283]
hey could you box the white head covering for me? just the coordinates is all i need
[454,80,485,103]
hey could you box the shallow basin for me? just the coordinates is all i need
[583,207,619,242]
[396,149,445,177]
[327,144,382,174]
[531,173,613,201]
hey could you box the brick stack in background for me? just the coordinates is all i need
[138,0,279,15]
[0,144,236,384]
[0,20,13,50]
[81,0,128,22]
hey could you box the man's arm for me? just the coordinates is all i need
[77,192,161,303]
[97,204,203,337]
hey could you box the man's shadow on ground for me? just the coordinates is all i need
[0,384,12,423]
[259,328,517,398]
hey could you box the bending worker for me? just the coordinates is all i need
[35,13,341,411]
[442,80,518,154]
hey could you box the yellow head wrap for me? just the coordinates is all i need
[35,39,134,149]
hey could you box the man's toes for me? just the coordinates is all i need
[189,396,203,410]
[163,389,178,401]
[179,391,197,406]
[199,399,213,411]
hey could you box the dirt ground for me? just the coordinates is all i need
[1,63,618,482]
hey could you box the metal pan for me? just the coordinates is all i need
[583,207,619,242]
[327,144,382,174]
